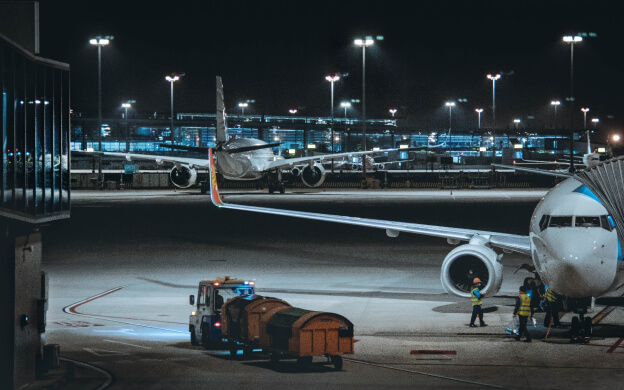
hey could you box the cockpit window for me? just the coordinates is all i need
[539,215,550,231]
[575,216,601,228]
[601,215,614,232]
[548,216,572,228]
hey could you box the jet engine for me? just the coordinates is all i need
[300,163,326,187]
[170,165,198,188]
[291,167,301,177]
[440,243,503,298]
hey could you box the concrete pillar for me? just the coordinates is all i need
[1,223,44,389]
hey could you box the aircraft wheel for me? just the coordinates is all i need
[268,184,275,194]
[570,317,580,340]
[583,317,593,337]
[279,184,285,194]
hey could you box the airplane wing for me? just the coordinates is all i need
[492,163,573,178]
[262,149,405,170]
[73,150,211,168]
[209,149,531,256]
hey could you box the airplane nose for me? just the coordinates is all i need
[540,233,617,298]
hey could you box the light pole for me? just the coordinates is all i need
[592,118,599,130]
[487,74,501,160]
[341,102,351,151]
[90,35,113,185]
[514,119,521,130]
[551,100,561,153]
[326,75,340,163]
[166,73,184,146]
[445,101,455,153]
[475,108,483,147]
[238,102,248,116]
[564,35,582,172]
[355,36,382,180]
[121,101,134,152]
[581,107,589,129]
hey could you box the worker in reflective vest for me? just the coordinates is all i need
[514,285,534,342]
[543,286,563,328]
[469,278,487,327]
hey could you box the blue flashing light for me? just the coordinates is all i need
[244,281,249,285]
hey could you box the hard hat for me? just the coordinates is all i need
[473,278,482,284]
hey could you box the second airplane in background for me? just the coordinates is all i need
[86,76,402,193]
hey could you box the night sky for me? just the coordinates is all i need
[37,0,624,135]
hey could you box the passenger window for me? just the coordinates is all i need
[575,216,601,228]
[601,215,614,232]
[539,214,550,231]
[549,216,572,228]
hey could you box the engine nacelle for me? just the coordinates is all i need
[170,165,198,189]
[291,167,302,177]
[440,243,503,298]
[300,163,326,187]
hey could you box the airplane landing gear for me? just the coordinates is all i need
[567,297,593,342]
[267,170,285,194]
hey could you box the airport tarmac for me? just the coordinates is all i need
[40,188,624,389]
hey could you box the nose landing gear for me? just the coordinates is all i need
[567,297,593,342]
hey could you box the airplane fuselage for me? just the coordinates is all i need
[529,177,623,298]
[216,138,284,180]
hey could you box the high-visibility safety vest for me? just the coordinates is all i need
[518,293,531,316]
[545,288,557,302]
[471,288,482,306]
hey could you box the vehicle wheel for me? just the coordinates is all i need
[583,317,593,337]
[296,356,313,366]
[270,353,280,367]
[190,326,199,346]
[268,184,275,194]
[279,185,285,194]
[201,325,212,350]
[331,355,343,371]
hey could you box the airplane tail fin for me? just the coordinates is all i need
[216,76,229,144]
[209,148,225,207]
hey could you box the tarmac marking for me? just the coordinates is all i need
[62,286,188,333]
[104,339,151,349]
[410,350,457,355]
[344,357,514,389]
[83,348,130,357]
[53,320,105,327]
[607,338,624,353]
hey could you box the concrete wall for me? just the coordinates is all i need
[1,225,44,389]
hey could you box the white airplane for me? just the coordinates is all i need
[510,130,602,174]
[207,146,624,340]
[76,76,402,193]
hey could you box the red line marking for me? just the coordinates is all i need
[410,350,457,355]
[607,338,624,353]
[67,287,186,325]
[67,287,123,314]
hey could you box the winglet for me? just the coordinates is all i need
[209,148,225,207]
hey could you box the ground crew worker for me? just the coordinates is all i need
[514,285,533,342]
[469,278,487,327]
[543,286,563,328]
[214,290,224,312]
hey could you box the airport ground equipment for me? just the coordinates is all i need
[221,295,291,355]
[189,277,255,348]
[258,306,354,370]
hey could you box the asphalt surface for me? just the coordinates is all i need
[39,188,624,389]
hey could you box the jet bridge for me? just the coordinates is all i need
[575,157,624,243]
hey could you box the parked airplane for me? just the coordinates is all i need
[77,76,401,193]
[207,147,624,339]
